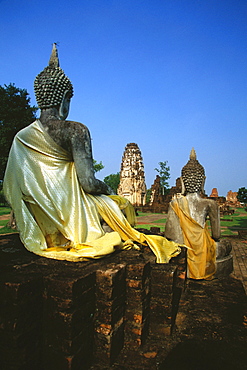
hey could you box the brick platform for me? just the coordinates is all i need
[1,233,246,369]
[0,234,186,369]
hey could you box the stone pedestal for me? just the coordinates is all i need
[215,239,234,278]
[94,264,126,365]
[0,234,186,369]
[125,260,151,347]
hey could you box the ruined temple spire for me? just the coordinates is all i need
[118,143,147,206]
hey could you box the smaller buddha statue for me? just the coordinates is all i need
[165,148,232,279]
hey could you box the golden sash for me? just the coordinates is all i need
[171,195,216,279]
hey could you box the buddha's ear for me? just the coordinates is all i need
[59,90,71,120]
[201,176,206,194]
[180,177,185,194]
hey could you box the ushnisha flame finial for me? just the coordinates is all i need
[49,43,60,68]
[190,147,197,160]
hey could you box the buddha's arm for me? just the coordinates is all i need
[208,201,221,241]
[71,124,111,195]
[165,204,184,244]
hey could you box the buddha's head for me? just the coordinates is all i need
[181,148,206,194]
[34,44,73,119]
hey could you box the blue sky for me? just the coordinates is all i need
[1,0,247,196]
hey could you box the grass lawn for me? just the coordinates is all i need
[0,207,246,237]
[136,208,247,236]
[136,212,167,232]
[0,207,18,234]
[0,207,11,216]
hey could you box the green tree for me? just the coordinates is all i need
[155,161,170,195]
[146,188,152,204]
[93,159,104,173]
[237,187,247,205]
[0,83,37,179]
[104,173,120,194]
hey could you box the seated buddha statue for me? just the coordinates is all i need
[165,148,232,279]
[3,44,181,263]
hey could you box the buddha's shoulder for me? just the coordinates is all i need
[43,119,89,132]
[200,197,219,210]
[56,120,90,139]
[64,120,89,131]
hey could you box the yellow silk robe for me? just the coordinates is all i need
[170,195,216,279]
[3,120,181,263]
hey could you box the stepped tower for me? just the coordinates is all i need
[118,143,147,206]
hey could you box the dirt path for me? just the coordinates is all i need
[136,213,166,224]
[0,214,10,221]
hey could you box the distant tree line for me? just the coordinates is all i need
[237,187,247,210]
[0,84,37,180]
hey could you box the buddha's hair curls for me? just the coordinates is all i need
[34,44,73,109]
[181,148,205,193]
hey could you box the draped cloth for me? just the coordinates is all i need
[108,195,136,227]
[3,120,181,262]
[170,195,216,279]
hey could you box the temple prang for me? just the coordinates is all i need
[118,143,147,206]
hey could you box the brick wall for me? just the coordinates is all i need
[0,234,186,369]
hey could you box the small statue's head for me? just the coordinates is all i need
[181,148,206,194]
[34,44,73,119]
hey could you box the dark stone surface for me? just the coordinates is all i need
[1,234,246,369]
[0,233,186,369]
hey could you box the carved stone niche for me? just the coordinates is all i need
[118,143,147,206]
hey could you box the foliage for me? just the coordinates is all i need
[154,161,170,195]
[0,190,8,206]
[93,159,104,173]
[237,187,247,205]
[0,83,37,179]
[146,188,152,203]
[104,173,120,194]
[0,207,17,234]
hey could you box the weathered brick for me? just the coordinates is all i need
[44,340,94,370]
[44,300,95,339]
[0,294,42,335]
[96,264,126,286]
[94,320,124,365]
[96,298,125,326]
[126,262,150,279]
[124,314,150,347]
[45,286,95,313]
[45,319,94,356]
[72,273,96,306]
[0,275,43,303]
[0,326,42,368]
[96,264,126,301]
